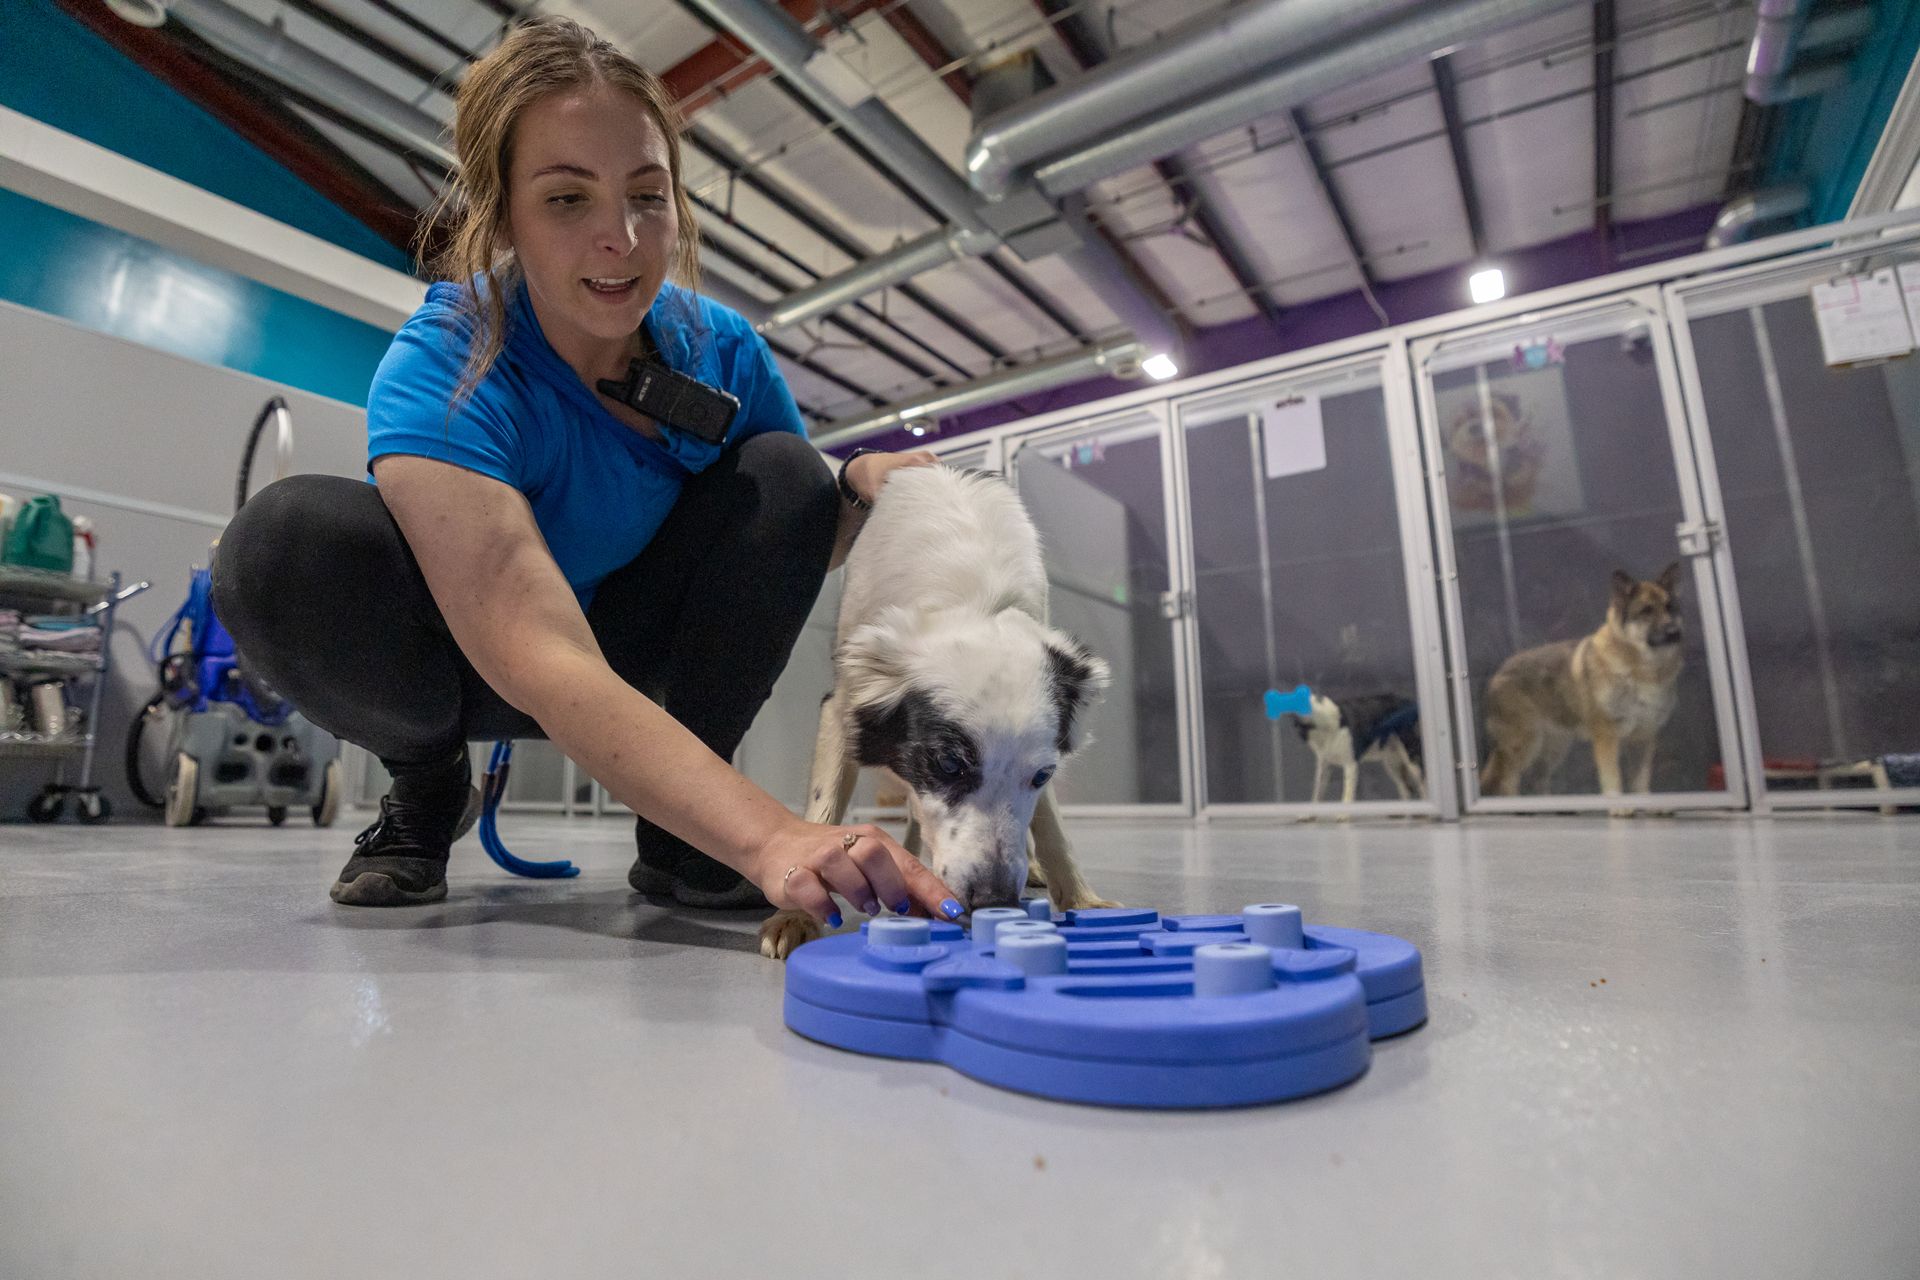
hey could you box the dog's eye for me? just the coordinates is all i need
[1030,767,1056,789]
[934,751,967,778]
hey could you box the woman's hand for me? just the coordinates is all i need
[846,449,938,507]
[753,818,962,927]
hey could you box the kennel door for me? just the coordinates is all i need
[1007,407,1193,816]
[1667,229,1920,812]
[1412,293,1743,814]
[1173,355,1442,817]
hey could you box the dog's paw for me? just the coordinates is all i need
[1058,892,1121,911]
[1608,806,1636,819]
[759,910,824,961]
[1024,862,1050,890]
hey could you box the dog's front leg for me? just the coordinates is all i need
[1629,733,1656,794]
[1592,723,1630,816]
[1336,763,1358,820]
[761,691,859,961]
[1030,785,1117,910]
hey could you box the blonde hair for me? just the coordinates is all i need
[418,16,701,406]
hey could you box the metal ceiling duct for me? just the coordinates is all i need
[760,226,993,331]
[681,0,988,236]
[756,0,1580,335]
[810,339,1146,450]
[1031,0,1582,199]
[1745,2,1874,105]
[146,0,457,170]
[964,0,1429,200]
[1704,184,1811,248]
[684,0,1180,369]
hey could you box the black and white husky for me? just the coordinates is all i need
[1290,693,1425,807]
[759,466,1115,960]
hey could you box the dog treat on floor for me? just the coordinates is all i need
[782,899,1427,1108]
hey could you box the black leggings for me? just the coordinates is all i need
[211,431,838,783]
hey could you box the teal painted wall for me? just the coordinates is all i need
[0,0,409,405]
[1768,3,1920,224]
[0,189,396,406]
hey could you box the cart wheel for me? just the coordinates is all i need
[27,790,65,823]
[165,755,199,828]
[267,806,288,827]
[76,792,111,824]
[312,759,341,828]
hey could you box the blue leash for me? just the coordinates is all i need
[479,740,580,879]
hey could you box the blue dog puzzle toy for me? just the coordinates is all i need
[783,900,1425,1108]
[1264,683,1314,720]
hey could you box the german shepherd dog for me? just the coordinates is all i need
[1479,564,1684,812]
[759,467,1116,960]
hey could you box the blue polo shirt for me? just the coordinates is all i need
[366,275,806,608]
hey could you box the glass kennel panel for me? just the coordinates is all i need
[1416,298,1738,811]
[1672,239,1920,809]
[1176,359,1431,810]
[1008,409,1189,812]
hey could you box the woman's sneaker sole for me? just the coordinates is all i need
[329,872,449,906]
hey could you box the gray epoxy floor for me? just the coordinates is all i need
[3,811,1916,1279]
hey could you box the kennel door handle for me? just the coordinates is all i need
[1159,589,1193,620]
[1675,519,1721,556]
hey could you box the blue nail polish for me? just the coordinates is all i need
[940,899,963,920]
[827,911,842,929]
[894,899,912,915]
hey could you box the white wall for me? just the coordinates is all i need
[0,299,367,820]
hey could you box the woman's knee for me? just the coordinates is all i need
[733,430,836,548]
[212,475,396,635]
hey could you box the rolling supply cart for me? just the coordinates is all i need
[1,564,149,823]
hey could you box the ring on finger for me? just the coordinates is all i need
[840,831,859,852]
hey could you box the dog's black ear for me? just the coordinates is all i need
[1657,561,1682,597]
[1610,569,1636,607]
[1044,634,1111,756]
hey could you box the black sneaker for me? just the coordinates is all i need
[629,818,769,910]
[329,749,480,907]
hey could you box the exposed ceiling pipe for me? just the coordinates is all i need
[1746,0,1806,96]
[134,0,457,170]
[684,0,1181,368]
[965,0,1429,200]
[1746,1,1872,103]
[1704,184,1810,247]
[761,226,988,331]
[759,0,1579,335]
[811,339,1146,450]
[1031,0,1582,199]
[681,0,988,236]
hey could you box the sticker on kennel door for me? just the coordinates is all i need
[1260,394,1326,480]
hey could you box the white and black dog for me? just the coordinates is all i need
[759,466,1116,960]
[1289,692,1424,807]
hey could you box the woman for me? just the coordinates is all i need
[214,16,959,926]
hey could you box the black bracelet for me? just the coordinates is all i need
[837,447,884,510]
